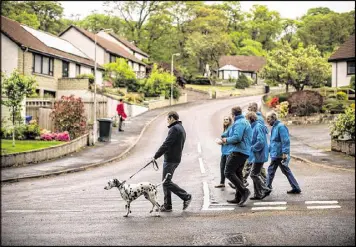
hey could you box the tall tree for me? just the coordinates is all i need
[1,1,40,28]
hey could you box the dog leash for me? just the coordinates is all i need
[119,159,159,187]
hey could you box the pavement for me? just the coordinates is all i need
[1,102,355,183]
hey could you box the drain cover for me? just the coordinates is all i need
[192,233,246,246]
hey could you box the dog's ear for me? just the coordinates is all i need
[113,179,119,186]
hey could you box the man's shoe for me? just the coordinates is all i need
[183,195,192,210]
[238,189,251,207]
[228,182,236,189]
[227,198,240,204]
[215,184,225,188]
[119,129,124,132]
[264,189,272,197]
[156,205,172,212]
[287,189,301,194]
[249,196,263,200]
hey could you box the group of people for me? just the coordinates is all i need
[215,102,302,206]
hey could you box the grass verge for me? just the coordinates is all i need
[1,139,63,155]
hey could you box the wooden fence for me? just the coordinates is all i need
[26,98,108,131]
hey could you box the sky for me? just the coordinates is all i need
[59,1,355,20]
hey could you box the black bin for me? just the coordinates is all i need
[264,85,270,94]
[97,118,113,142]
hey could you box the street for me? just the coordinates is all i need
[1,95,355,246]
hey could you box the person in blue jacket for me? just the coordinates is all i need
[266,111,302,194]
[215,116,233,188]
[222,106,252,206]
[245,112,271,200]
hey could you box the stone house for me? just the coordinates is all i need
[59,25,147,80]
[328,34,355,88]
[217,55,266,84]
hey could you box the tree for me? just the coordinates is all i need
[1,71,37,147]
[1,1,40,29]
[260,43,331,91]
[103,58,136,85]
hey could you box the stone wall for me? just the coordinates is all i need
[1,134,89,168]
[331,139,355,156]
[147,93,188,110]
[58,78,90,90]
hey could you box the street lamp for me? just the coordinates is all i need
[93,28,113,145]
[170,53,180,106]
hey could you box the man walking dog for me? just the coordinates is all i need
[153,111,192,212]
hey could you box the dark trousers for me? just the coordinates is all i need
[266,158,301,191]
[118,115,124,130]
[243,162,267,183]
[224,152,249,199]
[219,154,228,184]
[162,162,190,209]
[250,162,270,198]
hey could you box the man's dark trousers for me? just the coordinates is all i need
[162,162,190,209]
[224,152,249,200]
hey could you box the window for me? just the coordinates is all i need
[110,54,119,63]
[75,64,81,76]
[62,61,69,77]
[347,61,355,75]
[33,54,54,76]
[91,68,94,75]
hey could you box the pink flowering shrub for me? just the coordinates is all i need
[40,131,70,142]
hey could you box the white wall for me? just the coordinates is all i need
[221,70,239,80]
[331,61,353,87]
[133,62,139,72]
[134,52,147,61]
[60,28,105,65]
[1,33,19,75]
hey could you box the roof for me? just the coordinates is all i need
[60,25,146,66]
[218,55,266,72]
[328,34,355,62]
[108,33,149,57]
[1,16,101,69]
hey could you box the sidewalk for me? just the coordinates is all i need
[1,107,354,182]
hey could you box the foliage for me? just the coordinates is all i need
[336,92,348,100]
[2,125,27,140]
[350,75,355,90]
[235,73,250,89]
[113,78,141,93]
[1,70,37,146]
[24,120,40,140]
[330,105,355,140]
[287,90,323,116]
[275,101,289,118]
[322,99,354,114]
[50,95,87,140]
[40,131,70,142]
[267,97,279,108]
[103,58,136,83]
[76,74,95,84]
[123,93,144,104]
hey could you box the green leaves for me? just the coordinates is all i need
[103,58,136,82]
[330,105,355,140]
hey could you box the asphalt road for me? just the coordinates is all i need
[1,95,355,246]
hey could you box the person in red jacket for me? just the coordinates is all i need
[116,99,127,132]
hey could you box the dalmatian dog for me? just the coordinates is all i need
[104,173,171,217]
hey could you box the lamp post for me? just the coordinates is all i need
[170,53,180,106]
[93,28,113,145]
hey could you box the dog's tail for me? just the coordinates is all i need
[156,173,171,187]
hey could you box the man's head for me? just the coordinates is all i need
[248,102,258,113]
[266,111,278,126]
[231,106,242,117]
[167,111,179,125]
[119,99,123,102]
[245,112,257,124]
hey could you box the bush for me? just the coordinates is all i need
[76,74,95,84]
[350,75,355,90]
[323,99,353,114]
[24,119,40,140]
[124,93,144,104]
[330,105,355,140]
[336,91,347,100]
[278,93,290,103]
[235,74,250,89]
[51,95,87,140]
[113,78,140,92]
[191,76,211,85]
[2,125,27,140]
[267,97,279,108]
[288,90,323,116]
[276,101,289,118]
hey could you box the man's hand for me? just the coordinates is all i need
[282,153,288,160]
[222,138,227,144]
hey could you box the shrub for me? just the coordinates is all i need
[2,125,27,140]
[191,76,211,85]
[323,99,353,114]
[336,91,347,100]
[267,97,279,108]
[76,74,95,84]
[276,101,289,118]
[330,105,355,140]
[350,75,355,90]
[50,95,87,140]
[40,131,70,142]
[24,119,40,140]
[288,90,323,116]
[114,78,141,92]
[235,74,250,89]
[123,93,144,104]
[277,93,290,103]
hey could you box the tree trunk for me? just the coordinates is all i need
[286,83,289,93]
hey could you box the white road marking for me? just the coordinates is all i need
[6,209,84,213]
[197,142,202,153]
[305,201,338,204]
[307,205,341,209]
[253,201,287,206]
[202,182,210,210]
[202,207,235,211]
[199,158,205,174]
[251,206,287,211]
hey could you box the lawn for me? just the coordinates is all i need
[1,139,63,155]
[185,84,236,92]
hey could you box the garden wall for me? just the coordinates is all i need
[147,93,188,110]
[1,134,89,168]
[331,139,355,156]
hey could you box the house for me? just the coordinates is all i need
[59,25,147,79]
[1,15,103,98]
[328,34,355,88]
[217,55,266,84]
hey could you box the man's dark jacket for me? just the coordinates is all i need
[154,121,186,163]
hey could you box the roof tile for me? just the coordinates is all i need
[329,34,355,61]
[218,55,266,72]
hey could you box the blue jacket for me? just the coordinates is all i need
[269,120,290,160]
[248,121,269,163]
[256,112,269,134]
[221,125,233,155]
[225,115,252,156]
